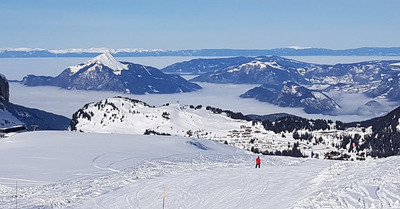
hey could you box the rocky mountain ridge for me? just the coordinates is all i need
[0,74,9,104]
[162,57,254,74]
[191,56,315,85]
[0,75,22,129]
[240,82,341,114]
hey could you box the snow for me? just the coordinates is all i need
[68,53,128,76]
[141,65,152,75]
[312,91,326,100]
[68,64,84,76]
[283,84,299,95]
[0,47,47,52]
[71,97,262,146]
[0,131,399,208]
[66,96,376,162]
[227,60,284,73]
[286,56,400,65]
[48,48,167,54]
[288,46,313,50]
[0,47,167,54]
[397,118,400,132]
[296,158,400,208]
[0,108,23,128]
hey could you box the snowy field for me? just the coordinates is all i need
[0,131,399,208]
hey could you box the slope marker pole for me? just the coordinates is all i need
[163,187,166,209]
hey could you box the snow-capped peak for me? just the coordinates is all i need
[88,52,129,75]
[69,53,128,76]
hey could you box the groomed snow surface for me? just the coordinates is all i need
[0,131,399,209]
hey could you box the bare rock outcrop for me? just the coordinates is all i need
[0,74,9,105]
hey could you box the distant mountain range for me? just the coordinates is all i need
[186,56,400,114]
[22,53,201,94]
[2,47,400,57]
[189,56,400,89]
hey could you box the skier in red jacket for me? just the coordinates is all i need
[255,156,261,168]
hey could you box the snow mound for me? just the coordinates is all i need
[69,97,250,137]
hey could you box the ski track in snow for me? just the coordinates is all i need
[0,153,248,208]
[73,155,315,209]
[295,158,400,209]
[0,151,310,209]
[1,149,400,208]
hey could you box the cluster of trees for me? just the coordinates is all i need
[261,116,335,133]
[205,106,252,121]
[189,105,203,110]
[144,129,171,136]
[292,131,313,141]
[256,109,400,159]
[203,106,345,135]
[114,96,152,107]
[356,108,400,158]
[336,107,400,158]
[251,142,305,157]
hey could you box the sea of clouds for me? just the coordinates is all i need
[3,56,400,123]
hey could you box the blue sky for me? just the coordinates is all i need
[1,0,399,50]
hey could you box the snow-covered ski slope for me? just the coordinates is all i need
[0,131,399,208]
